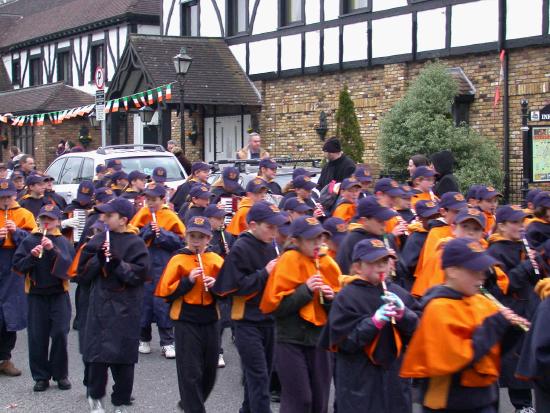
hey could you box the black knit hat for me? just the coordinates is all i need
[322,138,341,153]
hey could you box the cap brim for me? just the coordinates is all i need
[386,188,405,197]
[186,228,213,237]
[38,212,60,220]
[195,192,213,200]
[96,195,115,203]
[95,203,116,214]
[295,227,330,240]
[294,205,313,212]
[482,193,503,200]
[502,210,527,222]
[76,194,93,203]
[462,254,499,271]
[144,189,165,197]
[444,201,467,210]
[373,207,398,221]
[356,176,373,183]
[356,250,396,263]
[418,207,440,218]
[300,182,317,190]
[456,216,485,228]
[342,184,362,191]
[263,213,289,226]
[0,190,16,197]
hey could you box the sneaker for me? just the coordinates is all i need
[218,353,226,368]
[33,380,49,392]
[113,407,127,413]
[56,378,72,390]
[161,344,176,359]
[88,397,105,413]
[0,360,22,376]
[516,408,536,413]
[138,341,151,354]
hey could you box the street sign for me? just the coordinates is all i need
[94,66,105,90]
[95,89,105,121]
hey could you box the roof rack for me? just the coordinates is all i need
[209,158,322,173]
[96,144,166,155]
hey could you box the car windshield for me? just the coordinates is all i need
[110,156,185,181]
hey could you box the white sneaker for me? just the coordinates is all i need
[516,408,536,413]
[113,408,127,413]
[161,344,176,359]
[218,353,226,368]
[88,397,105,413]
[138,341,151,354]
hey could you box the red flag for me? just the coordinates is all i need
[493,49,505,109]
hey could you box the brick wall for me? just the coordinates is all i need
[170,107,204,162]
[255,45,550,198]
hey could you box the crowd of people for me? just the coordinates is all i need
[0,136,549,413]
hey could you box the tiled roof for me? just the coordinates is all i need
[114,35,261,107]
[0,0,159,50]
[0,82,94,114]
[449,67,476,96]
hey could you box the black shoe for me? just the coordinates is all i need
[270,390,281,403]
[56,378,72,390]
[33,380,49,392]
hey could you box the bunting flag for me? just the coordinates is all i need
[165,83,172,101]
[147,90,154,105]
[132,94,142,109]
[29,115,34,126]
[493,49,505,109]
[112,99,120,113]
[156,87,163,102]
[139,92,147,106]
[123,97,129,111]
[104,100,113,114]
[36,114,44,126]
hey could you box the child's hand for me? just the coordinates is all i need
[151,222,160,235]
[382,291,405,320]
[189,267,203,283]
[527,250,539,270]
[203,276,216,289]
[372,304,394,329]
[41,236,54,251]
[5,220,16,233]
[265,258,277,274]
[31,245,43,257]
[499,307,531,329]
[0,227,7,239]
[306,274,323,292]
[319,284,335,301]
[313,206,324,218]
[102,241,111,259]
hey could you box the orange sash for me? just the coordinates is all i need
[130,205,186,242]
[227,197,253,236]
[0,203,37,248]
[332,202,356,223]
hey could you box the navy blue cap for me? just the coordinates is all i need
[222,167,241,192]
[400,184,414,199]
[96,164,107,174]
[341,177,362,191]
[323,217,348,246]
[526,188,542,204]
[90,219,106,231]
[352,238,396,263]
[477,186,502,200]
[374,178,404,197]
[26,174,45,186]
[186,216,212,237]
[290,216,329,239]
[95,187,116,203]
[455,207,486,228]
[293,175,316,190]
[191,162,210,174]
[110,170,128,182]
[152,167,167,183]
[246,177,268,194]
[466,184,483,200]
[42,174,54,182]
[10,170,24,180]
[534,191,550,209]
[106,159,123,171]
[354,166,373,183]
[259,158,278,170]
[128,170,149,182]
[277,211,292,237]
[284,197,313,212]
[246,201,287,225]
[76,180,94,203]
[442,237,499,271]
[189,184,212,200]
[496,205,526,223]
[96,197,135,220]
[0,179,17,197]
[415,200,440,218]
[412,166,436,181]
[144,182,166,198]
[38,203,62,220]
[292,168,314,179]
[439,192,467,210]
[204,204,228,219]
[356,196,397,220]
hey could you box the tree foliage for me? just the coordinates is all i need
[336,85,364,163]
[378,62,503,191]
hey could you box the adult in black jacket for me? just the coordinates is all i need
[431,150,459,197]
[317,138,356,190]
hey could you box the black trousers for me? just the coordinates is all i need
[275,342,332,413]
[140,325,174,347]
[0,320,16,361]
[535,382,550,412]
[233,323,275,413]
[174,320,219,413]
[87,362,134,406]
[27,293,71,381]
[507,387,532,409]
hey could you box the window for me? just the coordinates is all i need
[181,1,199,36]
[58,157,83,184]
[342,0,370,14]
[12,126,34,156]
[453,99,472,126]
[227,0,248,36]
[279,0,303,27]
[45,158,66,183]
[29,57,42,86]
[11,59,20,86]
[81,157,94,181]
[90,44,104,81]
[114,156,185,181]
[57,51,71,83]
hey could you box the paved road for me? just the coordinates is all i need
[0,286,521,412]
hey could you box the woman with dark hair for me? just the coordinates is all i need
[55,140,66,157]
[406,154,429,178]
[431,150,459,197]
[7,146,21,170]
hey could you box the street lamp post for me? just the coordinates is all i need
[173,47,193,154]
[520,99,529,204]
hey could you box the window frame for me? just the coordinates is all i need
[181,0,199,36]
[56,49,72,84]
[12,126,34,156]
[28,56,43,86]
[340,0,372,16]
[226,0,249,37]
[45,157,66,184]
[278,0,305,29]
[11,58,21,86]
[89,42,105,84]
[58,156,84,185]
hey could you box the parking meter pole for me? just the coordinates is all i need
[101,119,107,147]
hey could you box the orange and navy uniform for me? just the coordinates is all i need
[227,196,254,236]
[332,201,356,223]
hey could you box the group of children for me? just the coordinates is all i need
[0,152,549,413]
